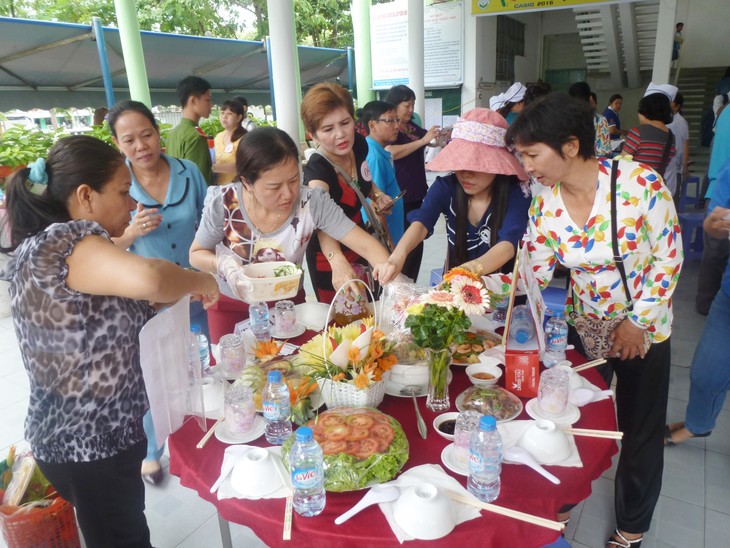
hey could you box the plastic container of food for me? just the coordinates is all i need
[242,261,302,301]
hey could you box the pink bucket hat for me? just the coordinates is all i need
[426,108,528,180]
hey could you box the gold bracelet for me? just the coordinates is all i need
[372,191,383,200]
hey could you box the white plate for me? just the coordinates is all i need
[525,399,581,426]
[441,443,469,477]
[384,370,454,398]
[214,415,266,445]
[454,387,524,423]
[270,322,306,339]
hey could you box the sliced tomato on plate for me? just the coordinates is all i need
[324,424,350,441]
[320,440,348,455]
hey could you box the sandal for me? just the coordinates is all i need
[664,422,711,446]
[607,529,643,548]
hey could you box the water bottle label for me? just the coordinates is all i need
[292,467,320,489]
[546,332,567,351]
[262,401,279,420]
[469,449,483,472]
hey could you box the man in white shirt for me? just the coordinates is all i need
[666,92,690,196]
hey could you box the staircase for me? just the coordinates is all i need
[674,67,726,177]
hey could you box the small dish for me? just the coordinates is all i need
[242,261,301,301]
[433,412,460,441]
[440,443,468,477]
[214,415,265,445]
[525,398,580,426]
[465,361,502,387]
[517,419,572,464]
[270,322,306,339]
[455,385,523,423]
[230,446,282,498]
[393,483,457,540]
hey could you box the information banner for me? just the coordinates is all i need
[371,0,463,90]
[472,0,620,16]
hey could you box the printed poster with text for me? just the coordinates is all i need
[370,0,463,89]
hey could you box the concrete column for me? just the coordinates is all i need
[651,0,678,84]
[266,0,304,146]
[599,5,624,89]
[618,2,641,88]
[351,0,374,105]
[113,0,151,107]
[407,0,425,120]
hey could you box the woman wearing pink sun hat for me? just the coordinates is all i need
[375,108,531,283]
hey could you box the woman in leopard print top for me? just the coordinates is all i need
[0,136,219,548]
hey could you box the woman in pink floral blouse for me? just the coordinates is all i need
[506,93,683,548]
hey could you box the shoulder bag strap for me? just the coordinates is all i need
[610,160,634,312]
[656,129,673,177]
[311,151,392,252]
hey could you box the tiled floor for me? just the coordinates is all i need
[0,215,726,547]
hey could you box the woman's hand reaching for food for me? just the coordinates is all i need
[191,272,220,309]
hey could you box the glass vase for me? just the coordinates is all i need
[426,348,451,412]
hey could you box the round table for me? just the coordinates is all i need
[169,348,617,548]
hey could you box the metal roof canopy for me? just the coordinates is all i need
[0,17,351,111]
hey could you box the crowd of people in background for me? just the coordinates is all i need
[4,67,730,548]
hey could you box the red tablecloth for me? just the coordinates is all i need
[169,348,617,548]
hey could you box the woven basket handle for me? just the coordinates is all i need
[322,279,377,362]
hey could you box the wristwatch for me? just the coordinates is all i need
[326,251,341,261]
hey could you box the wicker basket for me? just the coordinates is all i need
[0,496,81,548]
[317,371,390,409]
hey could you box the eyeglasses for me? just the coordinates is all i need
[375,117,400,125]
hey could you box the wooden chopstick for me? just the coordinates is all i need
[272,454,293,541]
[563,427,623,439]
[196,418,223,449]
[446,491,565,531]
[572,358,607,372]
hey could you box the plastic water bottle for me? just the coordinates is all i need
[249,301,271,341]
[467,415,503,503]
[289,426,326,517]
[509,304,535,344]
[262,370,291,445]
[543,309,569,368]
[191,324,211,376]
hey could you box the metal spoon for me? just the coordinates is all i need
[400,385,428,439]
[334,484,400,525]
[503,446,561,484]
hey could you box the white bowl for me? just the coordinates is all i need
[465,361,502,387]
[242,261,302,301]
[389,361,429,387]
[432,412,459,441]
[230,447,281,497]
[393,483,457,540]
[517,419,571,465]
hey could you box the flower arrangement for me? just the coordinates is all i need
[296,317,397,390]
[405,268,490,351]
[404,268,490,411]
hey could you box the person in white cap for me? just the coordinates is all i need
[489,82,527,125]
[621,85,677,184]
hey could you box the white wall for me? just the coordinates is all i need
[676,0,730,68]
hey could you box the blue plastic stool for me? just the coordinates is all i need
[430,268,443,286]
[541,286,568,314]
[678,175,701,213]
[678,211,704,261]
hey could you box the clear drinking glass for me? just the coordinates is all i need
[219,333,246,378]
[453,410,482,467]
[537,368,570,416]
[273,300,297,336]
[224,384,255,434]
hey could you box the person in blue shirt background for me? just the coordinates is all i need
[108,100,209,486]
[359,100,405,249]
[376,107,531,283]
